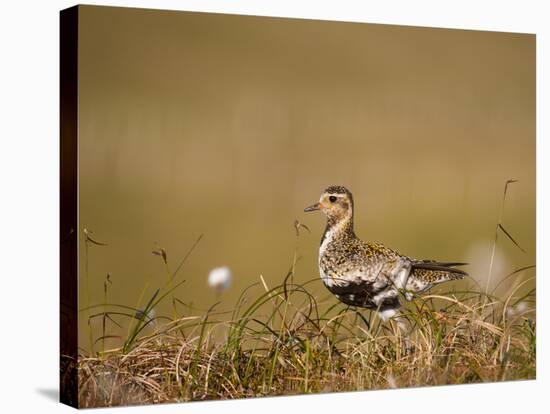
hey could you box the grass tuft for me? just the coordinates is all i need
[75,268,535,407]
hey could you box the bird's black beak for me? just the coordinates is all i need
[304,202,321,212]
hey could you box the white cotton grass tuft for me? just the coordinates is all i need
[506,301,529,318]
[465,241,511,291]
[208,266,232,292]
[135,308,157,327]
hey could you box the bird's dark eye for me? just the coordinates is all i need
[329,196,337,203]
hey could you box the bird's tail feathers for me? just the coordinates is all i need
[412,261,468,284]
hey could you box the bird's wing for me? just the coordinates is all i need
[338,240,407,285]
[413,259,469,269]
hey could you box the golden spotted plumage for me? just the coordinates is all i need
[304,185,467,319]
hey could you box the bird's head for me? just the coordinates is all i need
[304,185,354,222]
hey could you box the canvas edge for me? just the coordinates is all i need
[60,4,79,409]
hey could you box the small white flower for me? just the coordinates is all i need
[135,308,156,327]
[506,302,529,318]
[208,266,232,292]
[516,302,528,313]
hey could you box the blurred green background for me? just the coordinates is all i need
[77,6,535,352]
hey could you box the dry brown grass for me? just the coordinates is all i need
[74,272,535,408]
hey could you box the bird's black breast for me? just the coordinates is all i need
[324,281,378,308]
[325,281,400,311]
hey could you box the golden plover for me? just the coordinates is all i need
[304,185,467,321]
